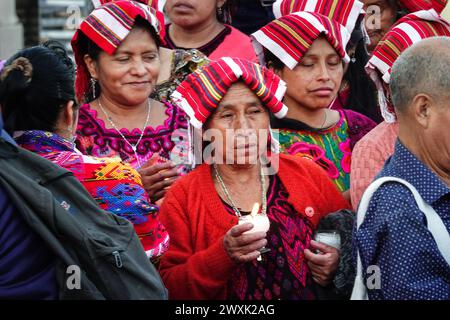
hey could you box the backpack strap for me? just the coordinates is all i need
[351,177,450,300]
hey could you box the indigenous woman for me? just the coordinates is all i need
[350,9,450,209]
[159,57,351,300]
[162,0,257,61]
[72,1,189,202]
[361,0,447,53]
[90,0,211,103]
[272,0,381,124]
[0,41,169,261]
[252,12,376,200]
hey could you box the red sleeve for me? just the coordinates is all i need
[300,158,352,217]
[158,187,236,300]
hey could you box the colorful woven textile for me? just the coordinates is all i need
[92,0,166,12]
[171,57,288,129]
[366,9,450,123]
[275,110,352,192]
[227,175,317,300]
[252,12,350,70]
[76,101,190,171]
[272,0,364,34]
[15,130,169,260]
[152,49,209,102]
[398,0,447,13]
[71,0,164,101]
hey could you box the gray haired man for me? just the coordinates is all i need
[354,37,450,300]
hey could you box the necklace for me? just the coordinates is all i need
[213,163,267,218]
[319,109,328,129]
[98,99,151,167]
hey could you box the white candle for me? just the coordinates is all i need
[238,203,270,234]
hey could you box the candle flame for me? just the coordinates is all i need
[251,202,260,218]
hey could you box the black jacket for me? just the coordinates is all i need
[0,137,168,300]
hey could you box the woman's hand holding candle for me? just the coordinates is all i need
[223,203,271,263]
[223,203,269,264]
[238,203,270,234]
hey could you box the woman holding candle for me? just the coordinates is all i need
[158,57,351,300]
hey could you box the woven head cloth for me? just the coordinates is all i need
[272,0,364,35]
[366,9,450,123]
[252,12,351,69]
[171,57,288,129]
[71,0,164,102]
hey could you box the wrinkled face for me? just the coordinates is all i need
[363,0,398,52]
[277,37,344,111]
[87,26,160,106]
[204,82,270,165]
[165,0,225,28]
[424,100,450,174]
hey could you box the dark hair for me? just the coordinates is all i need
[217,0,236,24]
[80,16,161,102]
[342,21,381,122]
[0,40,76,134]
[264,48,285,71]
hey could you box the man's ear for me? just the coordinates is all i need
[84,54,98,80]
[411,93,433,129]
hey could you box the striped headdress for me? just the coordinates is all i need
[171,57,288,129]
[366,9,450,123]
[272,0,364,34]
[398,0,448,13]
[71,0,164,101]
[252,12,350,69]
[91,0,166,12]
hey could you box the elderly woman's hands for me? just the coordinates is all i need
[138,155,179,203]
[304,240,340,287]
[223,222,268,264]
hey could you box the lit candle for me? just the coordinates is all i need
[238,203,270,234]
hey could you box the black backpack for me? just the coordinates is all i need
[0,138,168,300]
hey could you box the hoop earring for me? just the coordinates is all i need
[217,6,223,16]
[90,78,97,99]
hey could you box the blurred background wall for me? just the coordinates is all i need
[1,0,450,60]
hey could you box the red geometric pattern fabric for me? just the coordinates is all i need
[398,0,448,13]
[171,57,288,128]
[252,12,350,70]
[272,0,364,33]
[366,9,450,123]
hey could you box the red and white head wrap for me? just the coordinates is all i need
[272,0,364,34]
[91,0,166,11]
[71,0,164,102]
[366,9,450,123]
[252,12,351,69]
[171,57,288,129]
[397,0,448,13]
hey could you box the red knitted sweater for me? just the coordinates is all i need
[159,154,350,300]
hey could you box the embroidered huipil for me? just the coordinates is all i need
[272,110,351,192]
[226,175,317,300]
[75,101,189,172]
[16,130,169,261]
